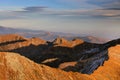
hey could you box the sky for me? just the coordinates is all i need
[0,0,120,40]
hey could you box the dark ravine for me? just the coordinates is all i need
[72,38,120,74]
[0,34,120,74]
[48,38,118,74]
[74,50,109,74]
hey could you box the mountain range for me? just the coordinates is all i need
[0,34,120,80]
[0,26,107,43]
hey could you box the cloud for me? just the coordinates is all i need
[88,0,120,10]
[102,1,120,9]
[92,9,120,17]
[103,8,120,10]
[0,6,48,20]
[24,6,46,11]
[0,11,26,20]
[53,9,120,18]
[15,6,47,13]
[57,0,120,17]
[0,5,120,21]
[60,0,100,9]
[92,14,120,18]
[92,0,120,17]
[0,0,120,19]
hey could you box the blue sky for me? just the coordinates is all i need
[0,0,120,39]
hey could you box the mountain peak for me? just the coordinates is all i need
[53,37,68,45]
[29,37,46,45]
[53,37,84,47]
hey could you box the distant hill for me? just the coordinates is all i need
[0,26,107,43]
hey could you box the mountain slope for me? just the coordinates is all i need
[0,45,120,80]
[0,34,120,74]
[91,45,120,79]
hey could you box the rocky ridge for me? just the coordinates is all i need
[0,45,120,80]
[0,34,120,80]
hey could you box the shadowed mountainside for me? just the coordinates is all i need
[0,45,120,80]
[0,34,120,76]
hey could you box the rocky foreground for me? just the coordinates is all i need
[0,34,120,80]
[0,45,120,80]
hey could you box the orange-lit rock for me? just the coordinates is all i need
[0,34,27,43]
[0,36,46,51]
[0,52,90,80]
[53,37,84,47]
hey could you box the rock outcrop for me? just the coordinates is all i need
[0,34,26,44]
[53,37,84,47]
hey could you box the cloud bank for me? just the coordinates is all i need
[0,6,120,20]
